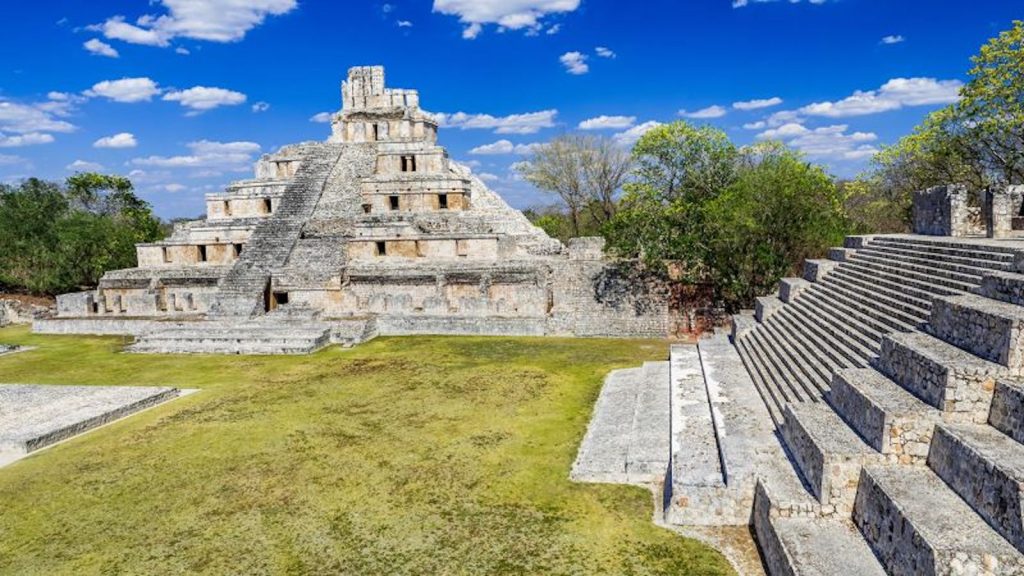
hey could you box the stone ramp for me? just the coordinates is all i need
[0,384,179,465]
[571,360,670,485]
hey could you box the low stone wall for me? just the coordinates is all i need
[912,184,971,236]
[33,318,166,336]
[989,380,1024,444]
[1,299,53,327]
[376,314,547,337]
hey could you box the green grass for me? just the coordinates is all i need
[0,325,733,575]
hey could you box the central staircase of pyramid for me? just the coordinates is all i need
[731,233,1024,575]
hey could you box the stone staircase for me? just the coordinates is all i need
[207,144,345,319]
[734,234,1024,574]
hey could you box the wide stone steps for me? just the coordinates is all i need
[853,464,1024,575]
[779,301,869,368]
[758,321,828,398]
[848,251,982,291]
[870,236,1020,261]
[830,263,946,307]
[927,422,1024,553]
[766,310,837,387]
[128,320,332,355]
[735,336,786,425]
[863,241,1016,273]
[748,328,808,406]
[811,278,920,333]
[819,274,929,327]
[798,289,882,356]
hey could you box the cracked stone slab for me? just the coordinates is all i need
[0,384,181,466]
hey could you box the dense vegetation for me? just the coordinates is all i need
[522,21,1023,312]
[0,326,734,575]
[0,173,163,295]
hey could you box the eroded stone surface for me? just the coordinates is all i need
[0,384,179,464]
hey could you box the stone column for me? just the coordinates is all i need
[984,188,1013,238]
[913,184,970,236]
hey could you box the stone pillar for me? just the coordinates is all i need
[912,184,970,236]
[984,187,1013,239]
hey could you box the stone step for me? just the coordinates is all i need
[736,337,785,425]
[878,331,1005,422]
[748,328,809,405]
[980,270,1024,307]
[928,422,1024,553]
[820,273,929,327]
[781,302,869,368]
[859,243,1014,274]
[828,368,939,465]
[867,238,1016,264]
[930,293,1024,371]
[840,256,977,294]
[830,263,942,307]
[781,403,876,516]
[759,320,829,398]
[870,235,1021,258]
[851,250,983,289]
[854,464,1024,575]
[799,289,883,354]
[570,368,642,482]
[990,380,1024,444]
[766,310,836,389]
[813,277,921,332]
[626,361,671,482]
[753,479,887,576]
[787,297,875,366]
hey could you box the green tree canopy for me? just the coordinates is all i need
[0,173,164,295]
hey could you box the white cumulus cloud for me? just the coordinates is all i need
[310,112,333,123]
[578,115,636,130]
[163,86,247,113]
[433,0,580,38]
[881,35,905,45]
[85,77,162,103]
[95,0,298,47]
[799,77,962,118]
[757,122,879,161]
[469,139,539,155]
[679,105,727,119]
[433,109,558,135]
[130,140,261,173]
[93,132,138,149]
[251,101,270,113]
[595,46,616,58]
[560,51,589,75]
[733,97,783,111]
[84,38,119,58]
[612,120,662,147]
[66,159,105,172]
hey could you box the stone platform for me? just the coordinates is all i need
[0,384,181,466]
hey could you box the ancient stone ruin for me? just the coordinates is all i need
[37,66,668,354]
[573,185,1024,574]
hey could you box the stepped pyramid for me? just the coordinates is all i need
[41,66,669,354]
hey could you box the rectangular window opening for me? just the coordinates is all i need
[401,155,416,172]
[372,123,379,141]
[223,200,232,217]
[389,195,400,211]
[438,194,448,210]
[162,247,171,264]
[233,243,243,258]
[272,291,289,307]
[375,241,387,256]
[362,203,372,214]
[262,198,272,214]
[197,245,208,262]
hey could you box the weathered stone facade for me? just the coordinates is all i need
[41,67,668,352]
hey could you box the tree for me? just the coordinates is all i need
[958,20,1024,184]
[605,124,848,311]
[0,173,164,295]
[517,134,632,237]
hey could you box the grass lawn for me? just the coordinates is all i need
[0,325,733,575]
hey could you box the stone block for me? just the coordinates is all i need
[755,296,783,323]
[931,293,1024,371]
[843,235,874,249]
[912,184,971,236]
[778,278,810,303]
[978,270,1024,306]
[927,423,1024,553]
[829,368,937,464]
[989,380,1024,444]
[802,259,837,283]
[827,247,854,262]
[780,403,875,515]
[731,314,756,342]
[878,331,1004,421]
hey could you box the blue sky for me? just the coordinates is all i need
[0,0,1019,219]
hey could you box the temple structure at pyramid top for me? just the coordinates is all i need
[41,66,670,354]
